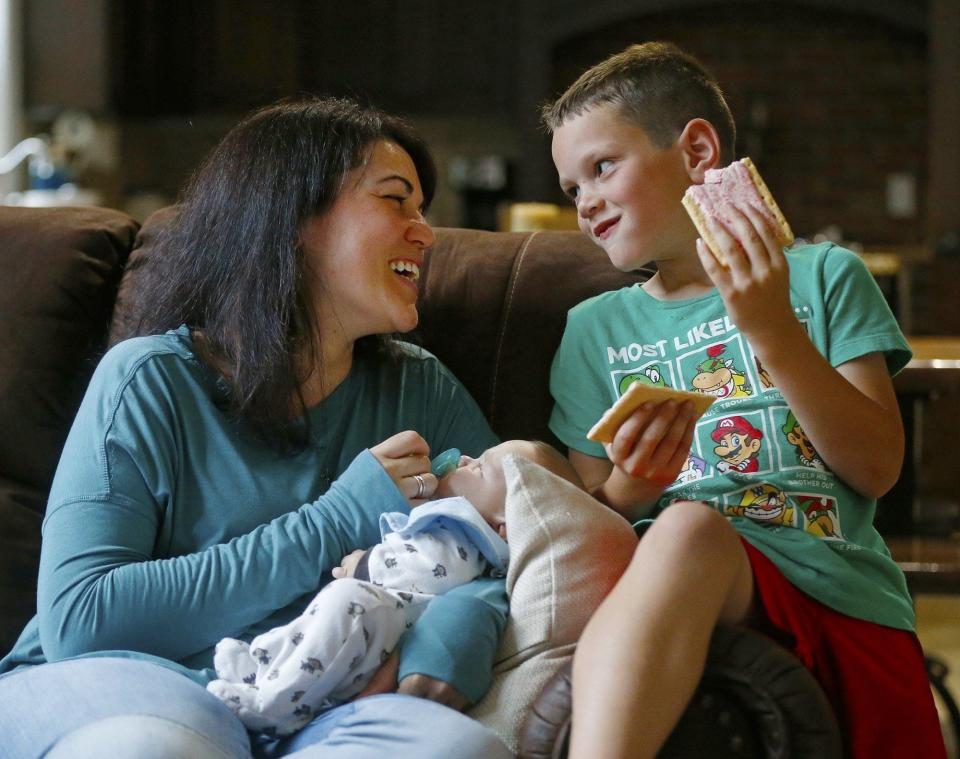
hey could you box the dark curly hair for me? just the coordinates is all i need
[134,96,436,451]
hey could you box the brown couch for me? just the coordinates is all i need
[0,205,841,757]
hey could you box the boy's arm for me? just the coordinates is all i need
[698,203,904,497]
[746,319,902,497]
[550,303,698,520]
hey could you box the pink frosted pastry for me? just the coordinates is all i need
[682,157,794,266]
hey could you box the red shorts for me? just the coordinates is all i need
[741,539,946,759]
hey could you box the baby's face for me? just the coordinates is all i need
[433,440,543,540]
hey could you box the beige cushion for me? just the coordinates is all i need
[469,454,638,753]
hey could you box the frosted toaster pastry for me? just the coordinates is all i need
[682,156,794,267]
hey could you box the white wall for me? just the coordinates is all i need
[0,0,24,194]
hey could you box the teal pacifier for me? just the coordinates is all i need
[431,448,461,478]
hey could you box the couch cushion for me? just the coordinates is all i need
[112,221,649,447]
[418,228,649,444]
[108,205,177,346]
[469,454,638,753]
[0,206,139,651]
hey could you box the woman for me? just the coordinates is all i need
[0,97,512,759]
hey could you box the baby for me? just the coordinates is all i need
[207,439,582,736]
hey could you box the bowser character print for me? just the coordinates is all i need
[782,411,826,471]
[723,484,795,527]
[799,495,842,539]
[711,416,763,474]
[754,356,775,390]
[691,344,752,400]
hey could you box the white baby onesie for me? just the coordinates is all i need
[207,496,508,736]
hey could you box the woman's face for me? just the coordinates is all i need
[301,140,435,342]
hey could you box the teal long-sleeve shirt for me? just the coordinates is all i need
[1,327,505,704]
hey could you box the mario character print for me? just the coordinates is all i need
[723,483,795,528]
[711,415,768,475]
[689,343,752,400]
[798,494,843,540]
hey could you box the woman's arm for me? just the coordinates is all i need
[37,448,399,663]
[398,576,508,705]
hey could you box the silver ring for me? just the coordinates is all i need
[413,474,425,499]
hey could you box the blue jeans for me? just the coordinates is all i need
[0,658,513,758]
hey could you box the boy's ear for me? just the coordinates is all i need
[677,118,722,182]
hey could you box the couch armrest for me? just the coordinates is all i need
[519,625,842,759]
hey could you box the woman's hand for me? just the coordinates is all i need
[370,430,438,502]
[696,200,796,350]
[356,650,470,710]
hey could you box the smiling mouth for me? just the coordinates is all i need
[594,217,620,239]
[390,260,420,282]
[703,379,734,398]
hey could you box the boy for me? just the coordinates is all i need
[545,42,944,758]
[208,439,582,736]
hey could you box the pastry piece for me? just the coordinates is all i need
[587,382,715,444]
[682,157,794,266]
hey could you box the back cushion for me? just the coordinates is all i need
[0,206,139,651]
[418,228,648,443]
[112,220,649,447]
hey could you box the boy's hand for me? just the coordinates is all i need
[332,548,367,579]
[370,430,438,502]
[602,399,696,511]
[696,200,796,349]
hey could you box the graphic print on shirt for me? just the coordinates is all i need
[709,413,770,475]
[676,453,707,484]
[754,355,775,390]
[599,307,842,541]
[610,360,679,397]
[721,483,796,527]
[617,363,668,394]
[747,317,809,394]
[684,341,753,399]
[778,409,826,471]
[798,494,843,540]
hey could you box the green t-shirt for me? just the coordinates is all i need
[550,243,915,630]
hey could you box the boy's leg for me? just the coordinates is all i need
[743,540,947,759]
[569,502,755,759]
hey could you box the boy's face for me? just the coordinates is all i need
[433,440,544,540]
[551,103,694,270]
